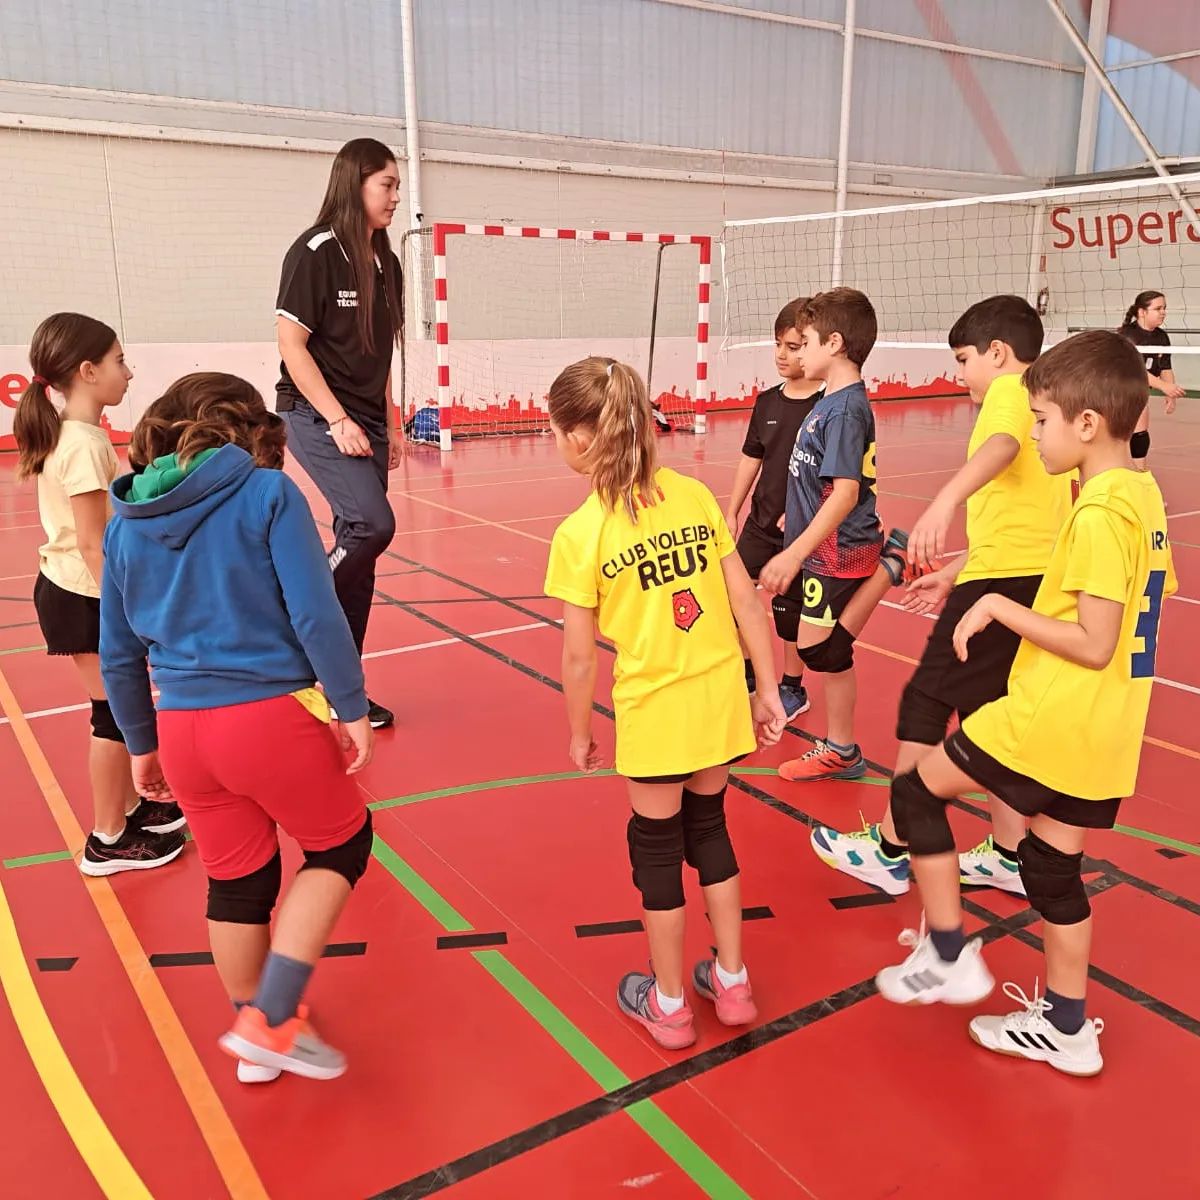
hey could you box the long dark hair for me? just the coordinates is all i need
[15,312,117,480]
[131,374,286,471]
[1122,290,1164,329]
[315,138,403,357]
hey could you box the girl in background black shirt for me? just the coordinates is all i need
[1119,289,1184,471]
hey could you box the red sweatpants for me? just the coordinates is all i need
[157,694,368,880]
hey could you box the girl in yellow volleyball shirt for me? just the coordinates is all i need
[873,331,1174,1078]
[545,357,785,1050]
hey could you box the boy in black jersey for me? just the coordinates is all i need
[726,298,824,720]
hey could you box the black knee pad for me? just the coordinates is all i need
[681,788,739,887]
[300,812,373,888]
[890,768,954,856]
[1018,832,1089,925]
[207,852,282,924]
[895,682,954,745]
[771,594,802,642]
[797,622,855,674]
[626,811,685,911]
[90,698,125,744]
[1130,430,1150,460]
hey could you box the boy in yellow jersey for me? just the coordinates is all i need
[811,297,1073,896]
[874,330,1175,1077]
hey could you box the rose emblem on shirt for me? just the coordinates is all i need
[672,588,703,632]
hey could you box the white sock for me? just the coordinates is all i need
[125,799,142,818]
[655,983,685,1015]
[92,824,125,846]
[715,960,748,988]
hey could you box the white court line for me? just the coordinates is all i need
[1167,509,1200,520]
[0,621,557,724]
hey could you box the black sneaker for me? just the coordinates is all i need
[367,700,395,730]
[79,827,186,877]
[126,799,187,835]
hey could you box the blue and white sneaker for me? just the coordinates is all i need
[959,836,1026,896]
[778,682,811,722]
[810,820,911,896]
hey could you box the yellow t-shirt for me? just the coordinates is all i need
[957,374,1074,583]
[37,420,119,598]
[544,467,755,779]
[963,468,1175,800]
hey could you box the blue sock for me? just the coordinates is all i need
[251,953,313,1027]
[1045,988,1086,1035]
[930,925,966,963]
[826,739,857,758]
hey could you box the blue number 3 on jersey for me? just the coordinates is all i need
[1131,570,1167,679]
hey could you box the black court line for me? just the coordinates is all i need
[575,919,643,938]
[150,942,366,968]
[1157,848,1187,860]
[437,932,508,950]
[741,905,774,921]
[829,892,896,910]
[36,957,77,972]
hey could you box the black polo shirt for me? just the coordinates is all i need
[275,225,400,423]
[1122,324,1173,378]
[742,383,823,537]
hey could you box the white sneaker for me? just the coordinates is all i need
[969,981,1105,1077]
[810,820,911,896]
[875,921,995,1006]
[237,1059,282,1084]
[959,836,1026,895]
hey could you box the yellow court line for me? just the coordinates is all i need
[0,875,153,1199]
[0,666,270,1200]
[393,490,554,545]
[1144,734,1200,761]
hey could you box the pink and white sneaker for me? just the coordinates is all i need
[692,959,758,1026]
[616,972,696,1049]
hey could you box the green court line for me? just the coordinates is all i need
[2,849,73,869]
[1112,825,1200,856]
[370,831,751,1198]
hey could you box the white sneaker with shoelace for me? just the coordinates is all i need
[969,981,1105,1076]
[875,921,995,1006]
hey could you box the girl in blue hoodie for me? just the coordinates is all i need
[102,372,375,1083]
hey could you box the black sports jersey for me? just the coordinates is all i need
[275,225,400,421]
[1121,324,1172,378]
[741,383,823,538]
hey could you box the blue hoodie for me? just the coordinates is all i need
[100,444,368,754]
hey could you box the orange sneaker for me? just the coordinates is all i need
[779,741,867,782]
[219,1004,346,1080]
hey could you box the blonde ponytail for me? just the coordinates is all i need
[548,357,659,522]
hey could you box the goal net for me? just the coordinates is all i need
[400,223,712,450]
[723,172,1200,385]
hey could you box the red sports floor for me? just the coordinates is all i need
[1,397,1198,1199]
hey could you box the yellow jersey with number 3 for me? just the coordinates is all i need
[962,468,1175,800]
[957,374,1074,584]
[545,468,755,779]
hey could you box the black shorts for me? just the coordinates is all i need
[628,755,746,786]
[736,521,783,580]
[945,730,1121,830]
[800,571,865,629]
[34,572,100,656]
[898,575,1042,745]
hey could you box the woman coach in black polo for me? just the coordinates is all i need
[276,138,405,729]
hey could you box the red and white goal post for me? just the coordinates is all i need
[422,223,713,451]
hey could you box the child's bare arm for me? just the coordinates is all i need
[726,455,762,534]
[759,478,857,595]
[722,553,786,744]
[909,433,1019,568]
[561,602,602,771]
[953,591,1122,670]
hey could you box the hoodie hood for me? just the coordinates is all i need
[111,443,256,550]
